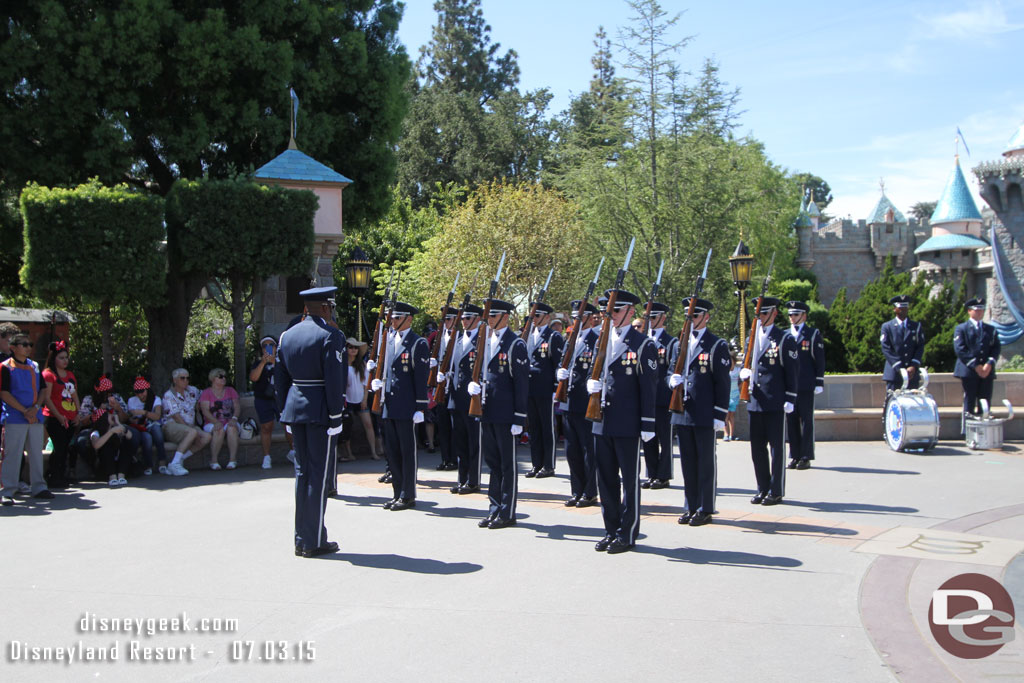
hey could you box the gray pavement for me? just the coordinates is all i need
[2,437,1023,682]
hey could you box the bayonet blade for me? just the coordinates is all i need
[542,267,554,294]
[622,237,636,272]
[701,248,712,280]
[592,257,605,285]
[451,271,460,294]
[495,251,507,282]
[654,259,665,287]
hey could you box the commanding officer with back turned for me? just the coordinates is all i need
[525,301,564,479]
[275,286,347,558]
[642,302,677,490]
[372,302,429,511]
[953,297,1001,427]
[880,294,925,394]
[784,300,825,471]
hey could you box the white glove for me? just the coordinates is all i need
[510,424,523,436]
[814,386,824,395]
[429,358,438,368]
[371,378,383,392]
[739,368,752,381]
[669,373,683,389]
[556,367,570,381]
[435,372,446,385]
[285,425,292,435]
[714,419,725,431]
[412,411,424,424]
[467,381,482,396]
[366,359,376,372]
[784,401,794,414]
[586,379,603,394]
[641,431,656,442]
[327,424,343,436]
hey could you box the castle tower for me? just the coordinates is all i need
[865,191,909,268]
[974,121,1024,347]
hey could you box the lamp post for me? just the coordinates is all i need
[729,240,754,355]
[345,246,373,341]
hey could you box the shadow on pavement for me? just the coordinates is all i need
[0,491,100,516]
[812,465,920,475]
[784,499,919,515]
[331,553,483,574]
[715,518,858,536]
[517,521,606,541]
[636,545,804,569]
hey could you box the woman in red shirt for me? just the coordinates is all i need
[42,340,80,488]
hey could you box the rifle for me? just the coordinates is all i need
[554,257,604,404]
[738,251,775,402]
[434,270,478,408]
[668,249,712,414]
[427,272,460,388]
[585,238,636,422]
[365,267,395,398]
[520,267,554,340]
[371,268,402,415]
[640,259,666,335]
[468,251,506,417]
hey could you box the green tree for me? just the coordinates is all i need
[792,173,834,210]
[910,201,937,221]
[19,180,166,374]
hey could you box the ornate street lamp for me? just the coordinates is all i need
[729,240,754,354]
[345,246,373,341]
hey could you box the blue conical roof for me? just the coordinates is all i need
[1005,122,1024,156]
[254,148,353,185]
[866,193,905,224]
[930,157,981,226]
[806,199,820,217]
[794,211,812,228]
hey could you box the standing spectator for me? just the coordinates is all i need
[725,348,741,441]
[127,376,168,475]
[78,376,135,487]
[42,340,79,487]
[339,339,377,462]
[161,368,212,475]
[1,332,52,504]
[200,368,241,469]
[250,336,295,470]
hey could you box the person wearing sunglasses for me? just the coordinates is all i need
[524,301,564,480]
[1,333,53,503]
[441,303,484,495]
[370,301,429,511]
[555,300,601,508]
[200,368,241,470]
[161,368,212,475]
[737,297,798,506]
[784,300,825,471]
[585,289,658,554]
[641,301,677,491]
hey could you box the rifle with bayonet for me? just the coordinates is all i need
[370,268,401,415]
[520,267,554,340]
[640,259,666,335]
[668,249,712,414]
[434,270,478,408]
[428,272,460,388]
[585,238,636,423]
[738,252,775,402]
[365,267,395,398]
[554,257,604,405]
[468,251,506,418]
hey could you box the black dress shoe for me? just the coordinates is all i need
[327,489,338,497]
[390,498,416,511]
[524,467,540,478]
[787,459,799,469]
[606,538,634,554]
[640,478,653,489]
[458,484,480,494]
[445,462,460,471]
[576,495,598,508]
[750,492,767,504]
[383,498,397,510]
[689,511,712,526]
[677,511,693,525]
[535,468,555,479]
[450,484,462,494]
[435,461,448,471]
[378,472,392,483]
[488,517,517,529]
[478,515,497,528]
[595,535,614,551]
[649,479,669,490]
[761,495,783,506]
[298,541,339,558]
[796,459,811,470]
[564,494,582,507]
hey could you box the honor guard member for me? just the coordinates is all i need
[587,289,658,553]
[525,301,564,478]
[953,297,1001,428]
[431,307,459,471]
[468,299,529,529]
[275,286,347,558]
[642,301,677,490]
[555,300,601,507]
[443,304,484,494]
[880,294,925,394]
[667,297,730,526]
[738,297,798,506]
[371,302,429,511]
[784,301,825,470]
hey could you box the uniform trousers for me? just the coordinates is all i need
[382,418,417,500]
[451,409,481,487]
[677,425,717,514]
[290,423,332,551]
[527,393,556,471]
[595,434,641,545]
[749,410,786,497]
[960,373,994,417]
[786,390,816,462]
[642,405,673,480]
[436,401,454,465]
[481,422,517,521]
[563,412,597,499]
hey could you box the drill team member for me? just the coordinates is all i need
[953,297,1001,429]
[430,307,459,471]
[587,289,658,554]
[555,300,600,507]
[468,299,529,529]
[784,301,825,470]
[668,297,729,526]
[880,294,925,394]
[641,302,677,490]
[739,297,798,506]
[372,302,429,511]
[525,302,564,479]
[443,304,484,494]
[275,286,346,558]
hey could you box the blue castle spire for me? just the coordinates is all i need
[929,156,982,226]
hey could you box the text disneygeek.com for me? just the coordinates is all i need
[5,612,315,665]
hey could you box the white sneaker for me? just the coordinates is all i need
[261,455,272,469]
[286,450,296,464]
[117,477,128,486]
[143,468,153,475]
[17,482,31,494]
[109,479,118,487]
[158,465,170,475]
[210,462,222,471]
[226,461,236,470]
[168,462,189,476]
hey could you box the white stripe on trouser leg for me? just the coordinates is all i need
[627,440,641,543]
[510,431,517,517]
[411,421,418,498]
[317,431,332,548]
[780,414,787,497]
[548,400,556,470]
[477,420,483,486]
[711,431,718,514]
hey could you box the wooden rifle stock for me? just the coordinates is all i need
[433,307,466,407]
[585,290,619,422]
[738,294,765,402]
[520,302,539,340]
[427,316,445,389]
[365,298,387,397]
[667,296,699,413]
[467,299,493,417]
[370,304,394,416]
[554,299,589,404]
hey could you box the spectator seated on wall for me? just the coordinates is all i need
[161,368,212,476]
[78,376,135,488]
[199,368,241,470]
[127,376,169,475]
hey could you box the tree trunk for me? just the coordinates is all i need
[229,276,249,392]
[145,272,204,391]
[100,299,113,375]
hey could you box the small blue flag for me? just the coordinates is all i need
[956,126,971,157]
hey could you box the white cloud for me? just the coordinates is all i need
[917,1,1024,42]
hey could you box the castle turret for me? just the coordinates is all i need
[914,156,987,280]
[866,191,909,267]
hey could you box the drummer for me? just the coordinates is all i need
[953,297,1001,429]
[880,294,925,397]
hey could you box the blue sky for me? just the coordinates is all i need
[397,0,1024,221]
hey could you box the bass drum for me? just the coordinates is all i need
[885,392,939,452]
